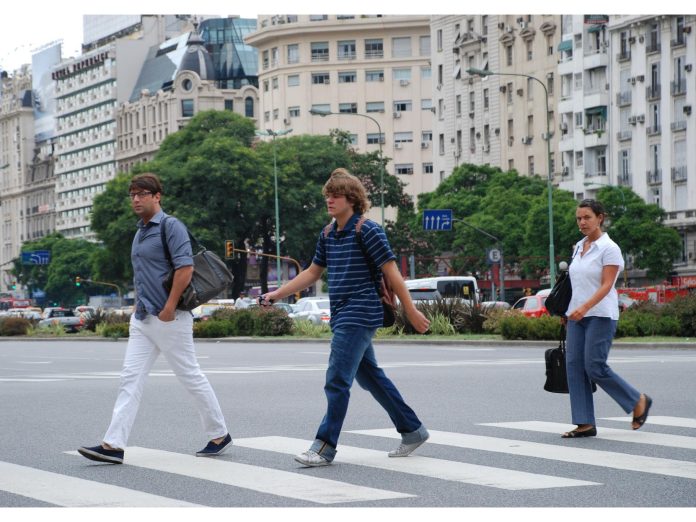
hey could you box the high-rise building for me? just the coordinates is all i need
[245,14,435,221]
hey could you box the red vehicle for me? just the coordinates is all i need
[512,295,549,317]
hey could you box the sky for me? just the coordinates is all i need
[0,1,676,74]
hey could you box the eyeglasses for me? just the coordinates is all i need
[128,191,153,200]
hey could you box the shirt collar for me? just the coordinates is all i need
[331,213,361,234]
[137,209,166,230]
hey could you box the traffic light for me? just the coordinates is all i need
[75,276,81,287]
[225,240,234,259]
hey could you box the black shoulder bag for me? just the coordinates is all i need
[544,324,597,393]
[160,216,234,311]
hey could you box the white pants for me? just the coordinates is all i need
[103,310,228,449]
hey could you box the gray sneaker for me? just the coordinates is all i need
[388,436,429,457]
[294,450,332,467]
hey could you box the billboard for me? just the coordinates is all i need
[32,42,62,142]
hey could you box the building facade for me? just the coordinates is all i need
[245,14,435,220]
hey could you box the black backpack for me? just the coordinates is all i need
[160,216,234,311]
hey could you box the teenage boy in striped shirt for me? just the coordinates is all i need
[261,168,430,467]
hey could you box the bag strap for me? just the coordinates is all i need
[354,216,384,295]
[160,215,202,270]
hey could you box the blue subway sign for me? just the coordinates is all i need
[423,209,453,231]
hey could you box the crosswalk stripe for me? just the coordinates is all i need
[601,416,696,429]
[66,447,412,504]
[234,436,600,490]
[478,421,696,450]
[0,461,200,507]
[349,429,696,480]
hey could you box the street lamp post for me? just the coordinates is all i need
[584,181,629,287]
[466,67,556,284]
[453,218,505,302]
[309,108,385,226]
[255,128,293,290]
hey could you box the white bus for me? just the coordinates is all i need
[404,276,480,305]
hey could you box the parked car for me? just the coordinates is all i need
[511,295,549,318]
[292,298,331,325]
[39,307,84,333]
[480,301,511,312]
[404,276,480,305]
[272,302,295,315]
[6,307,42,321]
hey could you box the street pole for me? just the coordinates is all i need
[453,218,505,302]
[466,68,556,285]
[255,129,293,291]
[309,108,385,226]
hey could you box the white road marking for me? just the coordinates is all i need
[601,416,696,429]
[0,461,200,507]
[234,436,600,490]
[66,447,412,504]
[350,428,696,480]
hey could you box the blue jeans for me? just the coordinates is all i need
[310,325,426,461]
[566,316,641,426]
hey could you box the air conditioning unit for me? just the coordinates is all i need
[683,26,692,34]
[629,77,636,85]
[521,136,531,144]
[394,142,402,149]
[421,141,429,149]
[636,74,645,82]
[637,114,645,123]
[685,64,693,72]
[628,36,636,44]
[283,118,291,125]
[498,22,505,29]
[508,136,514,146]
[499,85,507,93]
[684,104,692,115]
[399,79,410,87]
[482,144,490,152]
[560,122,568,132]
[393,111,401,118]
[517,88,524,96]
[628,115,637,124]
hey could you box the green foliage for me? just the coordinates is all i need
[428,313,455,335]
[193,307,294,337]
[395,299,488,334]
[0,317,32,336]
[100,322,130,338]
[498,314,563,340]
[291,319,332,337]
[663,293,696,336]
[253,308,294,336]
[193,319,233,338]
[482,309,518,334]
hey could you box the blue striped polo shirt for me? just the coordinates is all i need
[312,213,396,330]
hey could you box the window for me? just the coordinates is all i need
[394,100,412,112]
[245,97,254,117]
[527,115,534,137]
[311,42,329,62]
[574,33,582,49]
[271,47,279,67]
[395,164,414,175]
[575,112,583,128]
[527,77,534,100]
[263,80,269,92]
[423,163,434,174]
[224,99,233,111]
[437,64,443,85]
[619,149,631,180]
[456,95,462,116]
[421,66,431,79]
[419,35,430,56]
[393,68,412,81]
[456,130,462,153]
[309,15,328,21]
[366,101,385,113]
[526,40,533,61]
[574,72,582,91]
[287,74,300,87]
[337,40,356,60]
[367,133,385,144]
[394,132,414,143]
[507,82,513,105]
[272,77,278,89]
[311,72,330,84]
[348,134,358,145]
[273,108,279,120]
[311,103,330,113]
[264,111,270,122]
[547,73,554,96]
[339,103,357,114]
[482,16,488,35]
[469,91,475,112]
[505,45,513,66]
[287,44,299,64]
[437,29,443,51]
[576,150,583,167]
[422,131,432,142]
[596,148,606,175]
[392,37,411,58]
[547,35,554,56]
[262,49,269,69]
[439,134,445,154]
[366,69,384,82]
[483,89,489,110]
[181,99,194,117]
[528,156,535,175]
[365,38,384,58]
[338,71,357,83]
[439,98,445,120]
[288,106,300,118]
[421,98,432,110]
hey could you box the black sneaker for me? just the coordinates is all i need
[196,433,232,457]
[77,444,124,464]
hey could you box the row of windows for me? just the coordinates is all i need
[263,66,431,91]
[262,36,431,69]
[265,100,433,122]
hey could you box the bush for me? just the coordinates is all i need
[193,307,294,337]
[395,299,487,334]
[253,308,294,336]
[482,309,517,335]
[227,309,257,336]
[616,308,682,337]
[100,322,130,338]
[498,313,563,340]
[428,313,455,335]
[193,319,233,338]
[664,293,696,336]
[292,319,331,337]
[0,317,32,336]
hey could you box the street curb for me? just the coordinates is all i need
[1,336,694,350]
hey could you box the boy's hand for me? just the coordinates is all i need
[258,295,275,307]
[407,308,430,334]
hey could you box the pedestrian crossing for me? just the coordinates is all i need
[1,417,694,507]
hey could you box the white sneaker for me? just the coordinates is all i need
[294,450,331,467]
[388,437,428,457]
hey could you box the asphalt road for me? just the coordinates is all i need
[0,338,695,509]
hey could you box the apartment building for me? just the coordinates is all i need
[604,15,696,277]
[432,15,561,183]
[245,14,435,221]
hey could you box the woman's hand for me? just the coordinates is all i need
[567,304,589,322]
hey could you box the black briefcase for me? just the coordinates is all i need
[544,325,597,393]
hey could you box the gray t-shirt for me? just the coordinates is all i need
[132,210,193,319]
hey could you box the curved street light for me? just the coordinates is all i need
[255,128,293,290]
[466,67,556,284]
[309,108,385,226]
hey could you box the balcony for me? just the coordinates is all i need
[616,91,632,106]
[672,165,688,182]
[617,130,632,141]
[671,120,687,132]
[646,124,661,136]
[647,169,662,185]
[671,78,687,96]
[617,174,632,186]
[646,41,661,54]
[617,50,631,62]
[671,35,686,48]
[646,84,661,100]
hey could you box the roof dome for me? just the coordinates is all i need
[180,30,215,81]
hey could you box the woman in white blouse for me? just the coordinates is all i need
[561,199,652,438]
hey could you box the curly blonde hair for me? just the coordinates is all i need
[322,168,371,215]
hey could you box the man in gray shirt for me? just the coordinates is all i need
[78,173,231,464]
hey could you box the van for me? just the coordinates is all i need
[404,276,480,304]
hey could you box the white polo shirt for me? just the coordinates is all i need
[567,233,624,320]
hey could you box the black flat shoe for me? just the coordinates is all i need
[561,426,597,438]
[632,394,653,430]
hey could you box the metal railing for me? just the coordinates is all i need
[647,169,662,185]
[672,165,688,182]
